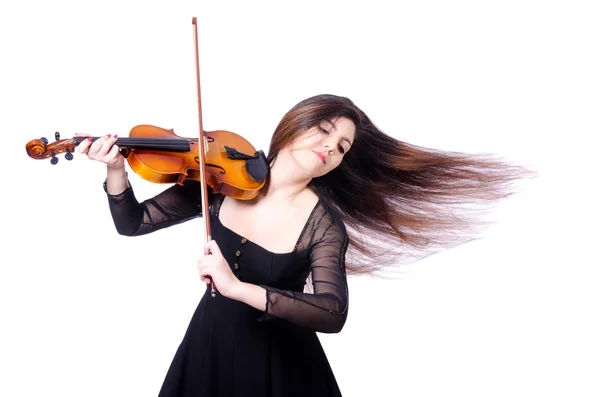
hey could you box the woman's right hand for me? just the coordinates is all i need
[75,133,125,170]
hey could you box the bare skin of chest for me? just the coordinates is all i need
[219,195,317,254]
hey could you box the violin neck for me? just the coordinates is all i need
[72,137,191,152]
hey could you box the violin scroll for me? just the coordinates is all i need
[26,132,75,164]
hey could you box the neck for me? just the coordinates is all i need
[260,154,311,203]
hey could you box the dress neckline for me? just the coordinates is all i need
[213,194,321,256]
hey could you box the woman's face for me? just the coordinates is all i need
[288,116,356,178]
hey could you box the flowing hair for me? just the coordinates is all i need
[267,94,536,276]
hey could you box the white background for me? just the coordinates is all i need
[1,1,598,396]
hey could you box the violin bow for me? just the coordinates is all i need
[192,17,217,298]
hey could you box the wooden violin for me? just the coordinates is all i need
[25,125,269,201]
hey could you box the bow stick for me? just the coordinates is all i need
[192,17,217,298]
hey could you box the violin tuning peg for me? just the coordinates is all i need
[41,137,48,145]
[55,131,60,140]
[50,152,58,165]
[65,149,73,161]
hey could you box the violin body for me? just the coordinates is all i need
[126,125,267,200]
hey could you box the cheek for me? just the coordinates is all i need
[291,149,317,168]
[293,132,322,149]
[328,156,344,170]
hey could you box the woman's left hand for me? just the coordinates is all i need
[197,240,241,299]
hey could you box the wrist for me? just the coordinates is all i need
[227,280,249,301]
[227,281,267,313]
[105,166,129,195]
[107,164,126,174]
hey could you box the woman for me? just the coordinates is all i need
[76,94,532,396]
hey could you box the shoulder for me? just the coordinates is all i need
[321,200,347,232]
[311,199,348,244]
[303,199,350,265]
[292,195,349,256]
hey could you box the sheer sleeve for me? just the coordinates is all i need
[104,178,205,236]
[258,210,349,334]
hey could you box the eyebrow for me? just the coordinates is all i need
[325,119,353,147]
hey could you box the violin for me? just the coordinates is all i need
[25,17,268,297]
[25,124,269,201]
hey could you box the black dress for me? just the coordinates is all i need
[105,179,350,397]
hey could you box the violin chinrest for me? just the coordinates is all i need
[246,150,269,182]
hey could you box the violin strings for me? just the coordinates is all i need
[72,137,193,152]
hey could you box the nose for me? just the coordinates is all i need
[322,139,335,154]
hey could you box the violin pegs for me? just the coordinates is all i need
[41,137,48,145]
[65,149,73,161]
[50,152,58,165]
[55,131,60,141]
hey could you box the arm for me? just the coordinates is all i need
[105,176,205,236]
[231,214,350,334]
[77,135,205,236]
[105,164,129,195]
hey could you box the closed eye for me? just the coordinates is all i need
[319,124,347,154]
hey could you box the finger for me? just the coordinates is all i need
[196,257,211,271]
[205,240,222,256]
[197,258,220,278]
[105,143,122,162]
[74,132,91,138]
[87,135,109,158]
[98,134,117,157]
[77,137,93,154]
[198,267,214,283]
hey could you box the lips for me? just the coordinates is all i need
[313,150,326,164]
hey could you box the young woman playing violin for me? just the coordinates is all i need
[76,94,532,397]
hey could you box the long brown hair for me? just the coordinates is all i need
[267,94,536,276]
